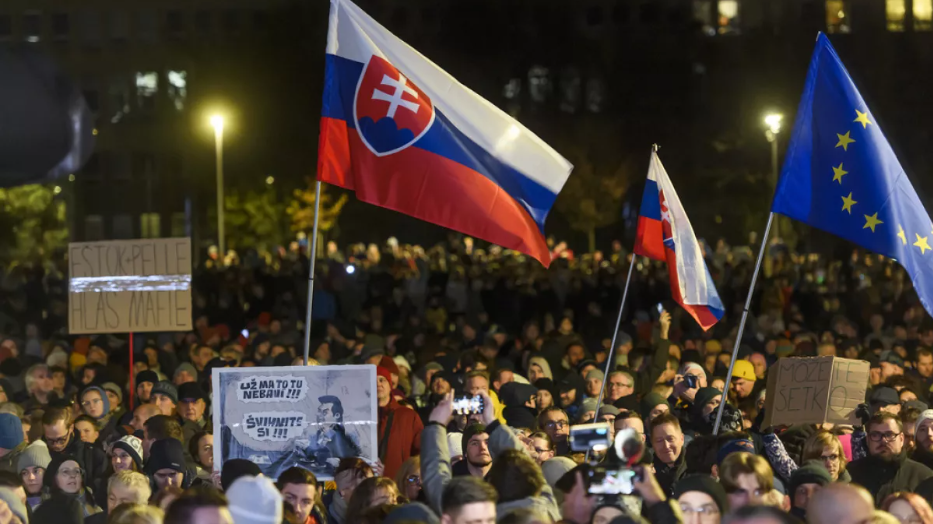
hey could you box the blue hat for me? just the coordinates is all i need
[0,414,23,451]
[716,438,755,465]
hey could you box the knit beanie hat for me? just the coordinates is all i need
[542,456,577,489]
[101,382,123,406]
[674,474,728,514]
[173,363,197,382]
[379,356,400,376]
[585,369,605,382]
[612,394,640,414]
[0,487,27,523]
[640,392,671,421]
[917,410,933,436]
[227,475,283,524]
[144,438,186,475]
[376,366,393,385]
[112,435,144,470]
[579,398,599,421]
[135,370,159,387]
[16,440,51,473]
[0,414,23,450]
[151,381,178,403]
[716,439,756,465]
[788,462,832,497]
[221,459,262,491]
[461,423,487,455]
[692,387,722,416]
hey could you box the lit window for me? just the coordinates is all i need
[23,12,41,43]
[167,70,187,111]
[694,1,715,36]
[171,212,187,238]
[136,72,158,111]
[528,66,551,104]
[718,0,740,34]
[887,0,905,31]
[826,1,851,33]
[915,0,933,30]
[141,213,161,239]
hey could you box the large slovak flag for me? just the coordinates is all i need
[634,151,724,330]
[318,0,573,266]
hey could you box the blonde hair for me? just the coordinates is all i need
[719,452,774,494]
[802,430,848,475]
[108,471,152,504]
[110,504,164,524]
[394,455,421,490]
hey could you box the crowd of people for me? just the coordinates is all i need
[0,235,931,524]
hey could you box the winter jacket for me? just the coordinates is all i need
[654,449,688,497]
[421,419,561,520]
[48,434,107,488]
[634,340,672,397]
[848,452,933,505]
[377,398,423,480]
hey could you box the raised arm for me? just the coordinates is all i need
[421,392,455,514]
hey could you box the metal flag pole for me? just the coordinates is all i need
[586,255,637,462]
[712,212,774,435]
[302,180,323,366]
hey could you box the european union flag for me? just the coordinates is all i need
[773,34,933,314]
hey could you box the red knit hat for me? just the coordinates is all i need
[376,366,393,384]
[379,356,400,376]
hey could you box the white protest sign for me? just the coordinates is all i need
[213,365,377,480]
[762,356,869,427]
[68,238,192,334]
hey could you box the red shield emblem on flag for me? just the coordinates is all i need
[354,56,435,156]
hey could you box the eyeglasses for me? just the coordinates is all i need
[820,454,839,462]
[545,420,568,430]
[406,475,421,485]
[45,435,69,446]
[868,431,901,442]
[679,504,720,518]
[58,468,82,479]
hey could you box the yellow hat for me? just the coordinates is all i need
[732,360,756,382]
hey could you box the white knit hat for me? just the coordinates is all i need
[916,409,933,435]
[227,475,283,524]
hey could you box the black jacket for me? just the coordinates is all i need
[49,435,107,490]
[653,450,687,497]
[848,452,933,505]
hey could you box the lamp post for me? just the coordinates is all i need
[210,114,225,261]
[764,113,783,239]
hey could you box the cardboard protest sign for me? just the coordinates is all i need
[762,356,869,427]
[213,365,377,480]
[68,238,192,334]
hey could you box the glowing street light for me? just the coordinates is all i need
[210,114,226,259]
[764,113,783,136]
[764,112,784,238]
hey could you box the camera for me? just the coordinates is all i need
[684,374,698,389]
[570,425,646,495]
[569,423,611,453]
[452,395,484,415]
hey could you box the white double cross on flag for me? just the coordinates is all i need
[372,72,420,119]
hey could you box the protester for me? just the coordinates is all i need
[227,475,283,524]
[276,467,325,524]
[17,439,51,510]
[848,413,933,504]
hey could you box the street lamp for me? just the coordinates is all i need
[210,114,226,260]
[764,112,783,238]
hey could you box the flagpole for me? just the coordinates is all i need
[712,212,774,435]
[586,254,637,462]
[302,181,323,366]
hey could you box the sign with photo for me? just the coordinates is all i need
[212,365,377,480]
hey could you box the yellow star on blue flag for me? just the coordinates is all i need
[772,33,933,316]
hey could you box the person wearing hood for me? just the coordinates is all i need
[0,413,26,474]
[17,439,51,510]
[687,387,722,436]
[41,454,102,518]
[527,357,553,383]
[498,382,539,431]
[80,386,116,443]
[641,392,671,425]
[557,373,585,422]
